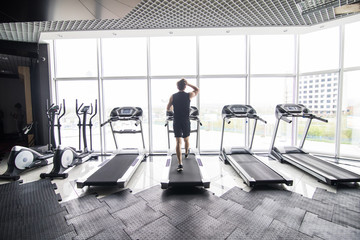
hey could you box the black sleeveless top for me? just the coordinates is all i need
[172,92,190,121]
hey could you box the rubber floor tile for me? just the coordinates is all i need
[112,200,163,234]
[253,197,306,230]
[300,212,360,240]
[176,209,237,239]
[130,216,196,240]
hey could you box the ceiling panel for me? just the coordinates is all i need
[0,0,359,43]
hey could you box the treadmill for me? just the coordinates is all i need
[161,106,210,189]
[77,107,146,188]
[269,103,360,186]
[220,104,293,187]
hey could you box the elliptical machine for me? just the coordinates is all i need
[40,100,98,179]
[0,100,65,181]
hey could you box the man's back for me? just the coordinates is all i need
[172,92,190,121]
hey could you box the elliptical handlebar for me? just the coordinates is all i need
[58,99,66,121]
[75,99,97,123]
[89,99,98,124]
[75,99,98,152]
[45,99,66,150]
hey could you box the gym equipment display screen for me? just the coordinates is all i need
[286,106,301,112]
[121,109,132,115]
[232,107,246,113]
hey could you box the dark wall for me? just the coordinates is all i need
[0,77,26,134]
[0,40,50,146]
[31,44,51,146]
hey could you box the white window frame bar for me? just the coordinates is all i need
[335,24,345,160]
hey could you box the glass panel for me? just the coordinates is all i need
[199,36,246,75]
[299,27,339,73]
[101,38,147,77]
[344,21,360,68]
[102,79,148,151]
[151,78,197,151]
[340,71,360,159]
[200,78,245,151]
[55,39,98,78]
[150,37,196,76]
[298,73,337,155]
[250,77,294,151]
[250,35,295,74]
[56,80,100,151]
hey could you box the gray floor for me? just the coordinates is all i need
[1,153,360,239]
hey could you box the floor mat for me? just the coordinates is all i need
[0,180,73,240]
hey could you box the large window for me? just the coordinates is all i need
[199,36,246,75]
[150,37,196,76]
[55,39,98,78]
[49,21,360,160]
[56,80,100,151]
[102,79,148,151]
[250,77,294,151]
[341,71,360,158]
[299,27,339,73]
[344,21,360,68]
[298,74,338,155]
[101,38,147,77]
[250,35,295,74]
[200,78,246,151]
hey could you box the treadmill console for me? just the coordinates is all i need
[222,104,256,118]
[110,107,143,119]
[275,104,309,119]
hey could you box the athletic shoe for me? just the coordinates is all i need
[177,164,183,172]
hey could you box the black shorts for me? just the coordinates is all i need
[173,119,191,138]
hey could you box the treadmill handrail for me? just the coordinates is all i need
[220,109,267,152]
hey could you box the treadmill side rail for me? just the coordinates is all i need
[226,155,256,187]
[284,153,339,185]
[76,159,108,188]
[160,155,172,189]
[196,153,210,188]
[117,154,146,187]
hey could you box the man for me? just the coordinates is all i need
[166,78,199,172]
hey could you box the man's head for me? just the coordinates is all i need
[177,78,186,91]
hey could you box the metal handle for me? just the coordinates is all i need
[280,116,292,123]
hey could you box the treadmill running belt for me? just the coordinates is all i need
[86,154,138,184]
[230,154,286,181]
[169,154,202,186]
[286,153,360,180]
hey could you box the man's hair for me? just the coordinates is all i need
[177,79,186,91]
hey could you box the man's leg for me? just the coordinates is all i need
[176,137,182,165]
[184,136,190,157]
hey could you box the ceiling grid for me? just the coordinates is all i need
[0,0,358,43]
